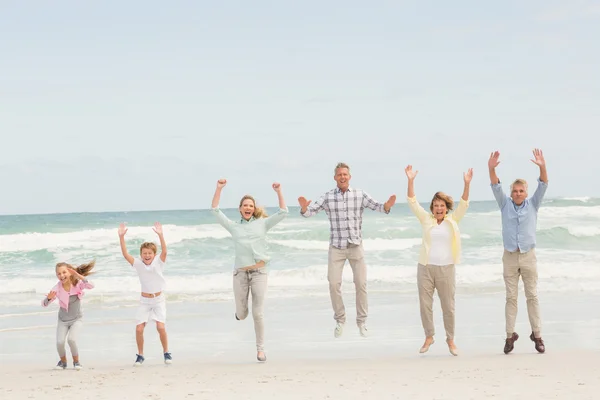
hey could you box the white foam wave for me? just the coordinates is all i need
[4,260,599,298]
[0,224,232,254]
[270,238,422,251]
[563,197,591,202]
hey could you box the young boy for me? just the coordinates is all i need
[118,221,172,366]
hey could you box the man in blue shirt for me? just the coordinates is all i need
[488,149,548,355]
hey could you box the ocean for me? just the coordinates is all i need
[1,197,599,362]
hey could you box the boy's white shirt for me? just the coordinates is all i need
[132,256,166,293]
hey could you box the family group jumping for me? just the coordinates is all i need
[42,148,548,369]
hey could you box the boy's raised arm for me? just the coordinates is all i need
[118,223,135,266]
[153,222,167,263]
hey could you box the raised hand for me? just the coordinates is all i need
[385,194,397,212]
[272,182,281,192]
[47,290,57,300]
[405,165,418,180]
[153,222,163,236]
[118,223,128,237]
[67,268,83,280]
[488,151,501,169]
[298,196,312,210]
[530,148,545,168]
[463,168,473,183]
[217,179,227,188]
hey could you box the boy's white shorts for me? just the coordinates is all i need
[136,294,167,325]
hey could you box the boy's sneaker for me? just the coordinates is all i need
[164,352,173,365]
[134,354,145,367]
[55,360,67,370]
[73,362,82,370]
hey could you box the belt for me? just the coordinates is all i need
[244,268,262,273]
[141,291,162,298]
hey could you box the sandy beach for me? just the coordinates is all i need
[2,350,599,400]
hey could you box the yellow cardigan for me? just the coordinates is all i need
[406,196,469,265]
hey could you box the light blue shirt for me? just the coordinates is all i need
[491,179,548,252]
[211,207,289,268]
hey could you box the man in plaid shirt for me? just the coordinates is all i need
[298,162,396,338]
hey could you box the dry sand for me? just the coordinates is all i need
[2,350,598,400]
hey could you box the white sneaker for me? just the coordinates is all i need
[334,322,344,338]
[358,324,368,337]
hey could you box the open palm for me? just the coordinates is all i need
[488,151,501,169]
[464,168,473,183]
[405,165,418,180]
[530,148,545,167]
[153,222,163,236]
[118,223,128,237]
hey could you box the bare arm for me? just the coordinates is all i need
[462,168,473,201]
[531,148,548,183]
[488,151,500,184]
[273,183,286,209]
[212,179,227,208]
[405,165,417,198]
[265,183,289,230]
[118,223,135,266]
[153,222,167,263]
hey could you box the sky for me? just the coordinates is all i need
[1,0,599,215]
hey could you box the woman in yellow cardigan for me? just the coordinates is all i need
[405,165,472,356]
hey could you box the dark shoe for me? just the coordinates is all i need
[504,332,519,354]
[54,360,67,370]
[235,313,240,321]
[529,332,545,353]
[257,352,266,362]
[164,352,173,365]
[133,354,145,367]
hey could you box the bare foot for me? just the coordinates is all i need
[446,339,459,356]
[257,351,266,362]
[419,336,435,353]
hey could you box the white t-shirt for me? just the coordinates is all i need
[132,257,166,293]
[428,221,454,266]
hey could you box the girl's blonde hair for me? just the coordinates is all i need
[429,191,454,213]
[56,260,96,285]
[239,195,268,219]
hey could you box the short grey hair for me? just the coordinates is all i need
[334,162,350,175]
[510,178,528,191]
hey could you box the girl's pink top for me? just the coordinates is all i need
[41,279,94,311]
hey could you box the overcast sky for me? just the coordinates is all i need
[1,0,599,215]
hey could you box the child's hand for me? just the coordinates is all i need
[217,179,227,188]
[118,223,128,237]
[272,182,281,192]
[47,291,57,300]
[153,222,163,236]
[68,268,83,280]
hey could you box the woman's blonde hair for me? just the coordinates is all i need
[239,195,268,219]
[56,260,96,285]
[429,191,454,213]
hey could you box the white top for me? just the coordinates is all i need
[427,221,454,266]
[132,257,166,293]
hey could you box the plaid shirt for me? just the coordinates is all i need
[301,187,389,249]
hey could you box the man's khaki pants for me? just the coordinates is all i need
[328,243,367,325]
[503,248,541,337]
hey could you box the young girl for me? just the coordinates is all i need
[42,261,95,370]
[211,179,288,362]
